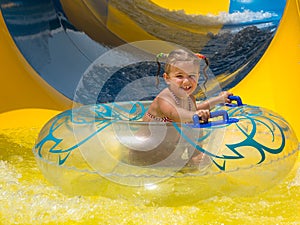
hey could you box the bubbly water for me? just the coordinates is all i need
[0,122,299,225]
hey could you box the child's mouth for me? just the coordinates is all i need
[182,86,191,91]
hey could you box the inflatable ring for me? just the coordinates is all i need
[33,96,299,206]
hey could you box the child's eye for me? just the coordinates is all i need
[189,75,196,79]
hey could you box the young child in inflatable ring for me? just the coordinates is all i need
[142,48,233,167]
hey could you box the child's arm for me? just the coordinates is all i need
[196,91,233,110]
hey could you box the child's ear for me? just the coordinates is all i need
[163,73,170,84]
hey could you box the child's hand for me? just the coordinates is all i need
[196,109,210,122]
[219,91,233,104]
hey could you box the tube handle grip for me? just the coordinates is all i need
[193,110,229,125]
[228,95,243,106]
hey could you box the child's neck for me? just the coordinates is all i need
[169,88,192,111]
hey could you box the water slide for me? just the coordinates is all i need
[0,0,300,140]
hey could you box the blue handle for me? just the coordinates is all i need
[193,110,228,124]
[210,110,229,121]
[227,95,243,107]
[191,110,238,128]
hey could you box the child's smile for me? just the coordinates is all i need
[164,61,199,97]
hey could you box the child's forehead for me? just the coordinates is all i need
[170,61,200,72]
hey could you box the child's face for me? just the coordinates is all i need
[164,61,200,97]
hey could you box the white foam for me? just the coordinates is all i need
[209,9,278,25]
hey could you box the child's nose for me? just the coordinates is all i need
[183,77,190,84]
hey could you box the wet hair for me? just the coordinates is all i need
[156,49,209,89]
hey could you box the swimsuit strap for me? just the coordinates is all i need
[146,112,173,123]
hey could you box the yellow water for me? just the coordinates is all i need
[0,117,299,224]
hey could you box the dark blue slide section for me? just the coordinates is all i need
[0,0,108,100]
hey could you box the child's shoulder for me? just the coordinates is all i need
[155,88,174,105]
[158,88,172,99]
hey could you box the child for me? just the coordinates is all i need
[129,49,231,168]
[143,48,232,124]
[130,48,232,168]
